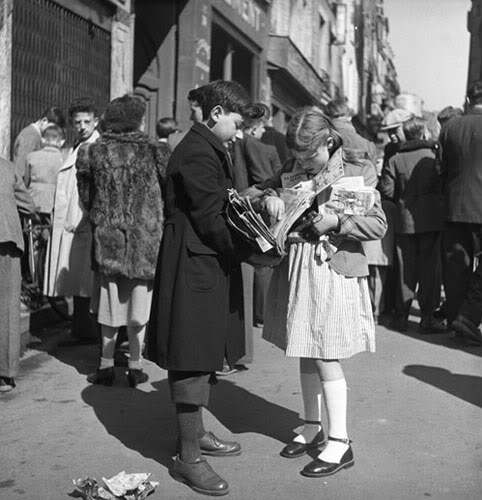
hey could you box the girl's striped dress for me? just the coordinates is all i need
[263,240,375,360]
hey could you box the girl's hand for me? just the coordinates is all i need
[310,212,340,236]
[264,196,285,221]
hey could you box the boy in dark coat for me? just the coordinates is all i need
[147,80,249,496]
[379,117,444,333]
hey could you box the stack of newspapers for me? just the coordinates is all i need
[227,148,345,255]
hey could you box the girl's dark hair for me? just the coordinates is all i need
[200,80,250,120]
[286,106,342,156]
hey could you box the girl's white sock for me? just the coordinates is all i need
[99,357,114,370]
[293,369,323,444]
[318,378,349,463]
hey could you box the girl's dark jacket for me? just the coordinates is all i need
[76,131,167,280]
[146,122,246,373]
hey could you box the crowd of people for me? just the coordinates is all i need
[0,77,481,496]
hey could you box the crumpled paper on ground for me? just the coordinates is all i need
[72,471,159,500]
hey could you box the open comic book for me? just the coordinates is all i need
[226,147,345,255]
[320,176,376,216]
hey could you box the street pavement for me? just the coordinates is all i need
[0,318,481,500]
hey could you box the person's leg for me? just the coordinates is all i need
[417,232,443,328]
[169,371,229,495]
[293,358,324,443]
[443,222,473,324]
[0,245,21,391]
[237,263,254,366]
[314,359,349,462]
[72,296,99,341]
[126,323,148,387]
[301,359,353,477]
[87,324,118,385]
[394,234,417,327]
[253,266,272,326]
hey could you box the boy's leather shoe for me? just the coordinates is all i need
[199,432,241,457]
[280,429,325,458]
[169,456,229,496]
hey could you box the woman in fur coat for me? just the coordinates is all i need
[76,95,167,387]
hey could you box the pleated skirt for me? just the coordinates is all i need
[263,242,375,359]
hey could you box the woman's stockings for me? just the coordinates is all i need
[100,325,118,369]
[127,323,146,370]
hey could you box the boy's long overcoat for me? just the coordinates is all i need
[147,123,245,372]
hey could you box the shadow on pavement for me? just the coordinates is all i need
[403,364,482,408]
[77,378,300,471]
[385,319,482,358]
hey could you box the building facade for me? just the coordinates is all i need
[134,0,271,135]
[0,0,134,158]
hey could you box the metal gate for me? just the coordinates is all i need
[11,0,111,148]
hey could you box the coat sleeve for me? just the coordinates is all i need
[179,150,236,257]
[337,191,387,241]
[14,172,36,215]
[377,155,397,200]
[75,144,93,211]
[13,133,39,184]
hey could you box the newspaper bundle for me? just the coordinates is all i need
[227,148,345,255]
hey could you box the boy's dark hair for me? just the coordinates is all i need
[103,94,146,133]
[68,97,99,119]
[40,107,66,128]
[200,80,250,120]
[156,117,179,138]
[42,124,65,139]
[437,106,463,125]
[187,86,207,106]
[325,98,351,119]
[402,116,426,141]
[242,103,266,129]
[258,102,271,121]
[467,81,482,105]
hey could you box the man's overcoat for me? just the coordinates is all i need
[147,123,245,372]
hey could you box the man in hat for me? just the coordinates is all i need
[439,81,482,342]
[380,108,413,168]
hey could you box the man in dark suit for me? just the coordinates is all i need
[439,81,482,333]
[147,80,249,496]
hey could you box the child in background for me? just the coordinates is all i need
[256,107,387,478]
[25,125,65,289]
[25,124,65,217]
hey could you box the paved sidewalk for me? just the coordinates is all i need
[0,321,481,500]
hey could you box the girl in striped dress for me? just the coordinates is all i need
[259,107,387,477]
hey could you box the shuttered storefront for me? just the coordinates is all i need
[11,0,111,145]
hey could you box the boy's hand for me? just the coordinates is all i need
[263,196,285,221]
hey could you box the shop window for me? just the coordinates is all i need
[210,23,254,97]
